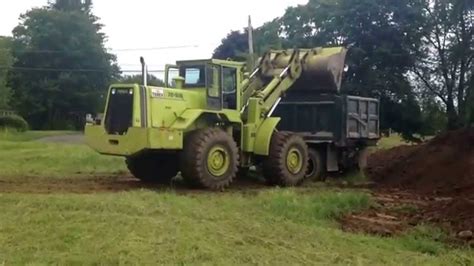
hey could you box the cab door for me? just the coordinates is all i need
[206,64,222,110]
[222,67,238,109]
[165,64,179,87]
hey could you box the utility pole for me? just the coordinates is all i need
[248,15,254,56]
[247,15,255,70]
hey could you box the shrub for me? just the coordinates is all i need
[0,115,29,132]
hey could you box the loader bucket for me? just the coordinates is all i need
[260,47,348,92]
[300,47,348,92]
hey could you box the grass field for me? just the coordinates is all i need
[0,132,472,265]
[0,131,124,178]
[0,130,77,142]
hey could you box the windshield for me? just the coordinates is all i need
[180,65,206,87]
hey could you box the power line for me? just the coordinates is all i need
[0,66,165,73]
[110,45,199,52]
[0,66,106,72]
[0,44,200,54]
[124,70,165,73]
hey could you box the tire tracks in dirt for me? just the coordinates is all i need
[0,175,273,195]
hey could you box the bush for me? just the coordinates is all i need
[0,115,29,132]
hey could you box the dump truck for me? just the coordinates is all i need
[85,47,380,189]
[274,93,379,180]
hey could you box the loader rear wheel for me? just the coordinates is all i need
[126,153,178,184]
[263,132,309,186]
[306,148,326,181]
[181,128,239,190]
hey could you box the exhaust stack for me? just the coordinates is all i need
[140,56,148,86]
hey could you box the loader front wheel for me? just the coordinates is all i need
[181,128,239,190]
[263,132,309,186]
[126,153,178,184]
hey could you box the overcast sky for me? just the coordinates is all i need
[0,0,307,74]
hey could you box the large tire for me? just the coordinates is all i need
[180,128,239,190]
[306,148,326,181]
[126,153,179,184]
[263,132,309,186]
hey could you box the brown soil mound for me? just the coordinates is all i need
[357,128,474,241]
[366,128,474,196]
[340,191,474,244]
[423,197,474,234]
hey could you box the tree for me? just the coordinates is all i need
[282,0,427,135]
[120,74,165,87]
[413,0,473,129]
[50,0,92,11]
[213,0,473,134]
[219,0,426,138]
[254,20,284,54]
[213,20,283,61]
[213,30,248,61]
[419,96,448,135]
[467,73,474,125]
[8,0,119,129]
[0,36,13,109]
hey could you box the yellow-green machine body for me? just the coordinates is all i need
[85,47,376,189]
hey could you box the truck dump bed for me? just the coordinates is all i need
[274,93,380,147]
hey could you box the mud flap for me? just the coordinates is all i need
[358,147,370,171]
[326,145,339,172]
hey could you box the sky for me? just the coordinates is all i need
[0,0,308,75]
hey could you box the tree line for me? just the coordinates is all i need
[0,0,472,137]
[0,0,167,130]
[214,0,473,138]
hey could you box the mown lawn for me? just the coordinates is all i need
[0,131,125,178]
[0,130,77,142]
[0,132,472,265]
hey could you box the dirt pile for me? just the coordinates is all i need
[340,191,474,245]
[366,128,474,196]
[354,128,474,241]
[422,197,474,235]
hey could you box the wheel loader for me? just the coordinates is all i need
[85,46,379,189]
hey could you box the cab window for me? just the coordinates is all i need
[222,67,237,93]
[166,68,179,87]
[180,65,205,87]
[206,65,220,98]
[222,67,237,109]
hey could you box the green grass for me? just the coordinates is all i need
[0,189,474,265]
[0,132,472,264]
[0,190,471,265]
[0,130,77,142]
[0,136,124,178]
[261,189,371,225]
[377,134,406,150]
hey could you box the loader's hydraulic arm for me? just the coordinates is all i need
[240,47,348,119]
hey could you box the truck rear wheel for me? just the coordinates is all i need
[126,153,179,184]
[306,148,326,181]
[180,128,239,190]
[263,132,309,186]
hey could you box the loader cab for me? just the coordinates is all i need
[165,59,245,111]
